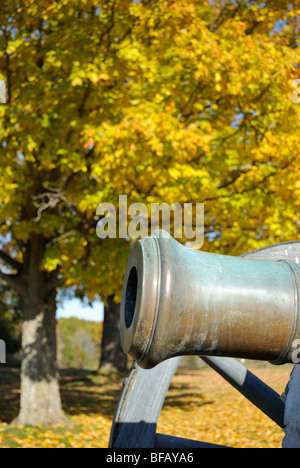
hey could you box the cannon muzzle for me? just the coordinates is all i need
[120,231,300,369]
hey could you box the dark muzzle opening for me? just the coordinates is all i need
[125,266,138,328]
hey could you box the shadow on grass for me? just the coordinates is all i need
[60,369,126,418]
[0,367,127,423]
[0,367,211,424]
[0,368,21,423]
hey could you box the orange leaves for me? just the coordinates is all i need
[84,138,95,150]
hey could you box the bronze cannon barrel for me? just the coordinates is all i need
[120,231,300,369]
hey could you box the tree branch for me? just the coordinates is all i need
[0,270,24,296]
[0,250,22,271]
[43,277,66,296]
[208,5,241,32]
[202,158,295,203]
[2,27,12,103]
[78,82,91,118]
[32,186,66,221]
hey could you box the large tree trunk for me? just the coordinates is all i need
[12,235,67,426]
[14,291,67,425]
[100,295,127,372]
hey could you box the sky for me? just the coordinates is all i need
[57,298,104,322]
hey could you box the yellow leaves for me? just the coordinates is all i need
[0,365,290,448]
[42,257,61,272]
[215,72,222,83]
[26,135,38,153]
[0,0,298,298]
[71,62,112,87]
[88,73,100,84]
[1,416,110,448]
[6,38,24,55]
[71,77,83,87]
[117,45,140,62]
[130,99,140,106]
[157,364,290,449]
[64,278,74,287]
[98,73,110,82]
[168,167,181,180]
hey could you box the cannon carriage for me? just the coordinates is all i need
[110,233,300,448]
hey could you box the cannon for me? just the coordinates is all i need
[110,233,300,448]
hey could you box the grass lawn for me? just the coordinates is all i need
[0,362,293,448]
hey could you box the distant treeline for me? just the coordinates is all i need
[57,317,102,370]
[1,314,103,370]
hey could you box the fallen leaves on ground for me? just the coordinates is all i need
[158,364,292,448]
[0,363,293,448]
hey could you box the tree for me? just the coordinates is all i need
[0,282,22,358]
[0,0,132,425]
[57,317,102,370]
[100,294,127,372]
[0,0,299,425]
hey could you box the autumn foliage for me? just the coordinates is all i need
[0,0,299,293]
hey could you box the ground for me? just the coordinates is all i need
[0,362,293,448]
